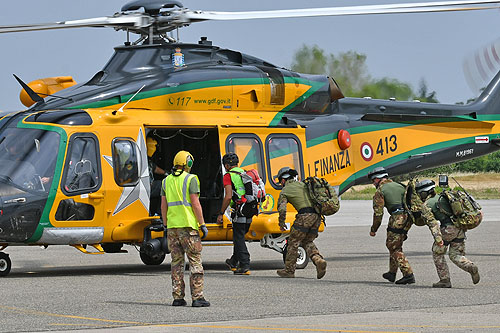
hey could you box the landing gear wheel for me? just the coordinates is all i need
[139,250,166,265]
[282,245,309,269]
[0,252,11,277]
[101,243,123,253]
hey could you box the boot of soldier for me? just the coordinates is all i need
[315,259,327,279]
[395,273,415,285]
[276,269,294,278]
[312,255,327,280]
[469,265,480,284]
[432,278,452,288]
[382,272,396,283]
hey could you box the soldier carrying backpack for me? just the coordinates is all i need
[275,167,330,280]
[416,178,480,288]
[217,152,265,275]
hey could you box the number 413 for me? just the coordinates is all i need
[376,135,397,156]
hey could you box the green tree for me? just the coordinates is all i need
[327,51,370,96]
[290,44,327,75]
[355,78,414,100]
[290,44,437,101]
[414,79,439,103]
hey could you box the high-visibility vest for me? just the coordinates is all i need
[163,170,200,230]
[228,166,246,206]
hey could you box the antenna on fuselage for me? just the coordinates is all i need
[112,85,146,115]
[13,74,45,107]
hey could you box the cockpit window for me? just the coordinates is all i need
[0,128,60,192]
[62,134,101,195]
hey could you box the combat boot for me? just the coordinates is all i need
[276,269,294,278]
[192,297,210,307]
[312,255,327,279]
[395,273,415,285]
[432,279,452,288]
[469,265,480,284]
[172,299,187,306]
[382,272,396,283]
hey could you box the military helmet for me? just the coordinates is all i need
[146,137,158,158]
[222,152,239,166]
[173,150,194,169]
[416,179,436,193]
[367,166,388,180]
[276,167,298,182]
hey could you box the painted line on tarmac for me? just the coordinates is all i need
[0,305,147,325]
[149,324,411,333]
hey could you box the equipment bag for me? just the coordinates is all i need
[404,179,426,226]
[230,169,266,218]
[303,177,340,216]
[437,189,482,230]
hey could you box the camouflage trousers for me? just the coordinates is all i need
[284,213,322,274]
[167,227,204,301]
[432,224,474,280]
[386,213,413,276]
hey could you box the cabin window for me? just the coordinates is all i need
[266,135,304,189]
[62,134,101,195]
[112,139,140,187]
[226,135,265,181]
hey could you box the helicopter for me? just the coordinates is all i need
[1,0,500,277]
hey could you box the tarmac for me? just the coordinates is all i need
[0,200,499,333]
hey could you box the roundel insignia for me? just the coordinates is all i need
[360,142,373,161]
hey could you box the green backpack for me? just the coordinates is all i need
[303,177,340,216]
[438,189,482,230]
[404,179,426,226]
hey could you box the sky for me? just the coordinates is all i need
[1,0,500,112]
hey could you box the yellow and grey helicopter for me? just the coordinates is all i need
[1,0,500,276]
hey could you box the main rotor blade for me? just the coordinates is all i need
[185,0,500,21]
[0,14,152,34]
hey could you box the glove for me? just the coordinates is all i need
[200,224,208,239]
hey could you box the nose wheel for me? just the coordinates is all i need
[0,252,11,277]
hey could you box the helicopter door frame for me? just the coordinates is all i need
[218,126,307,213]
[52,132,104,226]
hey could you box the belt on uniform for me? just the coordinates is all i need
[389,204,404,215]
[443,238,465,246]
[387,226,408,235]
[298,207,317,214]
[292,224,319,235]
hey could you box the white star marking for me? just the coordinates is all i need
[103,128,150,216]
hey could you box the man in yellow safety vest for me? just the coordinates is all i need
[161,150,210,307]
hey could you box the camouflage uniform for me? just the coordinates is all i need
[278,179,325,275]
[371,178,413,276]
[426,195,477,282]
[168,228,204,300]
[162,171,206,302]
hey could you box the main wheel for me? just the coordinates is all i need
[139,251,166,265]
[0,252,12,277]
[282,245,309,269]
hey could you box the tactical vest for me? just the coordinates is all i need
[163,171,200,230]
[381,181,405,213]
[426,195,452,224]
[282,180,314,211]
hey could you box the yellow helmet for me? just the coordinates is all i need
[146,137,158,158]
[173,150,194,170]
